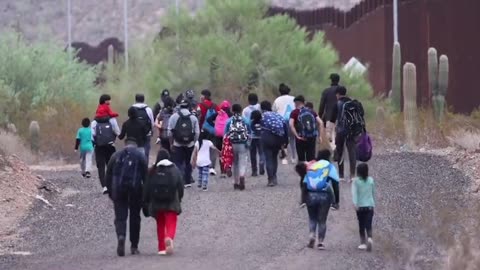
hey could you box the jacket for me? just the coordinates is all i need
[167,108,200,147]
[198,100,219,128]
[95,104,119,118]
[118,118,150,147]
[132,103,155,135]
[318,84,339,123]
[143,159,184,216]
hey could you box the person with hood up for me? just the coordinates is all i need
[206,100,233,177]
[131,94,155,163]
[272,83,296,164]
[118,107,151,156]
[143,149,184,255]
[153,89,171,119]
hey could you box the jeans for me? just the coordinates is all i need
[171,146,194,185]
[356,208,374,243]
[232,143,248,184]
[113,190,142,248]
[80,150,93,174]
[144,135,151,164]
[250,138,265,174]
[197,166,210,187]
[95,144,116,188]
[306,192,332,242]
[335,134,358,179]
[288,127,297,161]
[262,132,283,184]
[296,137,316,162]
[155,211,178,252]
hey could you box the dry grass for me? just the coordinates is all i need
[0,129,36,164]
[447,129,480,152]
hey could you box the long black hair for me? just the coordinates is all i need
[357,163,369,181]
[198,131,208,149]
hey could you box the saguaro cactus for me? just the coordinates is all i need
[428,48,438,98]
[29,121,40,154]
[434,55,449,122]
[391,42,402,112]
[403,63,418,149]
[107,45,115,65]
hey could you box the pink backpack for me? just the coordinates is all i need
[215,111,230,137]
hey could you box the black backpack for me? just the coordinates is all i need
[338,100,365,139]
[173,112,195,144]
[95,118,116,146]
[134,107,152,133]
[149,166,177,202]
[228,115,248,144]
[112,149,141,195]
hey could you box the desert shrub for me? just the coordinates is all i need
[0,31,98,158]
[144,0,375,117]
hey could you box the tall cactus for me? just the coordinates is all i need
[435,54,449,122]
[391,42,402,112]
[428,48,439,97]
[403,63,418,149]
[29,121,40,154]
[107,45,115,65]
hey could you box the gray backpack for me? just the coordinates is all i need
[95,119,116,146]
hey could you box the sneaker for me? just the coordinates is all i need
[102,187,108,195]
[331,204,339,210]
[267,181,275,187]
[131,247,140,255]
[184,184,192,188]
[234,184,240,190]
[202,186,208,191]
[367,238,373,252]
[291,158,297,164]
[239,177,245,190]
[165,238,174,255]
[259,168,265,176]
[81,173,86,178]
[281,159,288,165]
[317,243,326,250]
[117,236,126,257]
[299,203,306,208]
[197,183,202,189]
[155,137,161,144]
[226,170,233,177]
[85,171,91,178]
[220,174,227,178]
[251,172,258,177]
[358,244,367,250]
[158,250,167,256]
[209,168,217,176]
[307,238,315,249]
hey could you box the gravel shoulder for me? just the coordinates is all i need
[0,152,470,270]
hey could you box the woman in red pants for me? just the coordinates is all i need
[144,150,184,255]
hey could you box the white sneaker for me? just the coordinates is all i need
[184,184,192,188]
[102,187,108,194]
[281,159,288,165]
[358,244,367,250]
[158,250,167,256]
[165,238,174,255]
[155,138,161,144]
[209,168,217,176]
[290,158,297,164]
[367,238,373,252]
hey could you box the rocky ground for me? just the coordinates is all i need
[0,151,473,269]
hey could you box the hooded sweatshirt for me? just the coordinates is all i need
[242,104,261,120]
[198,99,219,127]
[272,95,295,119]
[118,107,150,147]
[132,103,155,135]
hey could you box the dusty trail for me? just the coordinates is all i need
[0,152,469,270]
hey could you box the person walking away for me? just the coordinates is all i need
[289,95,323,162]
[143,150,184,255]
[132,94,155,163]
[295,149,337,250]
[118,107,150,156]
[185,89,199,116]
[191,132,221,191]
[242,93,261,121]
[198,89,220,175]
[250,110,265,177]
[92,94,121,194]
[75,118,94,178]
[153,89,171,121]
[332,86,365,209]
[105,138,148,257]
[208,100,232,177]
[224,104,250,190]
[352,163,375,251]
[168,99,200,188]
[272,83,296,164]
[260,101,288,186]
[319,73,341,145]
[155,96,175,153]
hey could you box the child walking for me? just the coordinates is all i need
[351,163,375,251]
[191,132,221,191]
[75,118,94,178]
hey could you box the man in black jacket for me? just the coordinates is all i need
[106,138,148,257]
[319,73,341,143]
[118,107,150,156]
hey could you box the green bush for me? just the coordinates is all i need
[144,0,375,116]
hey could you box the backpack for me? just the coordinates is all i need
[112,149,141,195]
[214,111,230,137]
[338,100,365,139]
[149,165,177,202]
[95,118,116,146]
[303,160,333,192]
[158,108,173,139]
[173,112,195,144]
[283,104,294,121]
[228,115,248,144]
[297,107,318,138]
[202,104,216,135]
[356,132,373,162]
[134,107,152,133]
[262,111,285,137]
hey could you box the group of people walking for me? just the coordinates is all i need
[73,73,375,256]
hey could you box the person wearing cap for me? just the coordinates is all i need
[153,89,171,120]
[105,138,148,257]
[319,73,341,144]
[167,98,200,188]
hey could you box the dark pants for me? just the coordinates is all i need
[335,134,358,178]
[113,190,142,248]
[331,180,340,205]
[296,138,316,162]
[206,133,217,169]
[356,207,374,243]
[306,192,331,241]
[160,137,171,154]
[213,136,224,173]
[171,145,194,185]
[144,135,151,165]
[95,145,116,188]
[262,132,283,184]
[250,138,265,175]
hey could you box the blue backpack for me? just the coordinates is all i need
[202,104,216,135]
[262,111,285,137]
[303,160,337,192]
[283,104,294,121]
[297,107,318,138]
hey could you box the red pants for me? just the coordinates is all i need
[155,211,178,251]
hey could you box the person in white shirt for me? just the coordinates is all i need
[272,83,296,164]
[191,132,221,191]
